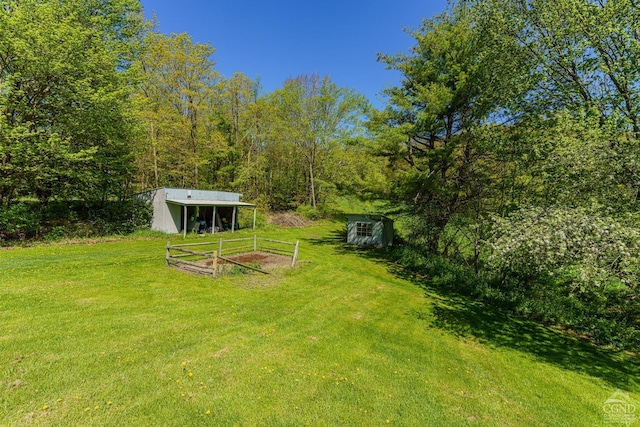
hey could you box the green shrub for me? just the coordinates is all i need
[0,202,42,240]
[1,197,152,243]
[389,233,639,349]
[296,204,324,220]
[485,206,640,349]
[389,245,487,297]
[86,198,153,235]
[44,226,67,241]
[238,207,267,229]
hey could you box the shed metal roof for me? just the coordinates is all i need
[346,213,393,222]
[166,199,256,207]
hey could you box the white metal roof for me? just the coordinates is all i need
[166,199,256,207]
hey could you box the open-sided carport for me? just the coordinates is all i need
[137,188,257,238]
[166,198,257,238]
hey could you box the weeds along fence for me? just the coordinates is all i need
[166,235,300,277]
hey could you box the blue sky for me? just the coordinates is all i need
[139,0,449,107]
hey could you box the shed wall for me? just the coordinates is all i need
[346,215,393,248]
[146,188,179,233]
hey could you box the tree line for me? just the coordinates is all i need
[0,0,377,236]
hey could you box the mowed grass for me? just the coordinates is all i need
[1,222,638,426]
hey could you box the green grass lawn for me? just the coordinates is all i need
[1,222,638,426]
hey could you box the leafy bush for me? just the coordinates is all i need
[237,206,267,229]
[388,210,640,348]
[0,197,152,243]
[44,226,67,241]
[86,198,153,235]
[486,206,640,348]
[296,204,323,220]
[389,244,488,297]
[488,206,640,289]
[0,203,42,240]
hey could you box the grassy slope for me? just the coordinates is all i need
[1,222,638,426]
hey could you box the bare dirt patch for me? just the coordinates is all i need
[8,379,27,388]
[267,212,313,227]
[197,250,292,271]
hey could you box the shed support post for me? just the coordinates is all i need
[253,208,257,230]
[183,205,187,239]
[232,206,237,233]
[212,206,217,235]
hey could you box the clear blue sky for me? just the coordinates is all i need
[139,0,449,108]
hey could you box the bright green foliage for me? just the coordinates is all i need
[210,72,262,193]
[483,0,640,134]
[372,0,640,347]
[134,49,371,211]
[0,0,143,208]
[488,206,640,345]
[135,30,219,189]
[371,4,529,252]
[481,0,640,207]
[262,74,369,210]
[478,108,640,218]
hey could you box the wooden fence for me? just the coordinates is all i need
[218,236,299,267]
[165,241,219,277]
[166,235,299,277]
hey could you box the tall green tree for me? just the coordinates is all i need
[204,72,261,192]
[135,31,221,189]
[0,0,143,208]
[266,74,368,209]
[482,0,640,132]
[480,0,640,207]
[371,4,530,253]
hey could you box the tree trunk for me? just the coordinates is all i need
[189,103,199,187]
[150,122,159,189]
[309,159,316,209]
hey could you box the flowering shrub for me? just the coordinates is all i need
[487,206,640,347]
[488,206,640,290]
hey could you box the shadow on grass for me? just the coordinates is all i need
[305,234,640,392]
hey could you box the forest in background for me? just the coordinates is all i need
[1,0,639,348]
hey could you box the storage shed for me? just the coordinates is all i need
[346,214,394,248]
[137,188,256,238]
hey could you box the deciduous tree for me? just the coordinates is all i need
[0,0,143,207]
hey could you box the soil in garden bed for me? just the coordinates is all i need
[202,250,292,271]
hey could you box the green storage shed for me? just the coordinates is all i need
[346,214,394,248]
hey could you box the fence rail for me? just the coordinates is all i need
[217,235,299,267]
[166,235,299,277]
[166,242,218,277]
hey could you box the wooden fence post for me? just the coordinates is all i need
[219,238,223,257]
[212,250,218,278]
[166,241,171,266]
[254,235,257,252]
[291,240,299,267]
